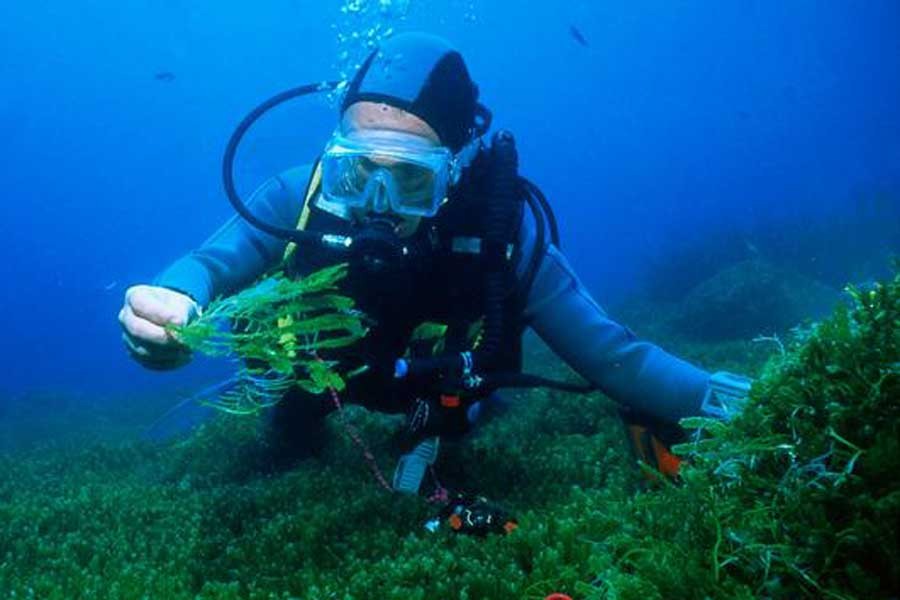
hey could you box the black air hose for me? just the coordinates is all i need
[222,82,344,246]
[474,130,520,372]
[522,178,559,247]
[518,179,547,305]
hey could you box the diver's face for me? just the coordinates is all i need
[341,102,441,238]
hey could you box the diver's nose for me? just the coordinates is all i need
[369,172,391,214]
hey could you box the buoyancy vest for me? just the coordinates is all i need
[281,150,527,412]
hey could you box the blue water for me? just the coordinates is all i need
[1,0,898,403]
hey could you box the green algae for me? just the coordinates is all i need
[582,268,900,599]
[1,268,897,599]
[171,264,368,414]
[0,376,636,599]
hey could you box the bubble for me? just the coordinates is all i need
[328,0,479,104]
[330,0,408,103]
[341,0,364,14]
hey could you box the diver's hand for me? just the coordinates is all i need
[119,285,200,370]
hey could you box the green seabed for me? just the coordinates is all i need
[1,269,896,599]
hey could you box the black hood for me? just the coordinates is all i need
[341,32,480,152]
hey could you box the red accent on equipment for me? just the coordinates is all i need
[440,394,461,408]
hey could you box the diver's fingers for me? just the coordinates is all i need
[125,285,194,327]
[119,304,172,345]
[122,332,150,357]
[122,333,192,371]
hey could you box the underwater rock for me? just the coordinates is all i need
[674,259,841,340]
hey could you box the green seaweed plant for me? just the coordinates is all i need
[2,263,896,599]
[575,265,900,599]
[170,264,368,415]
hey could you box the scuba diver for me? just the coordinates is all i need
[119,32,750,495]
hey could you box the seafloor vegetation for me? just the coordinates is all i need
[1,266,897,599]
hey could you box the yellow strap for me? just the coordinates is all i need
[282,162,323,262]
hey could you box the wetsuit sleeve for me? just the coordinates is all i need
[518,218,711,423]
[154,166,311,306]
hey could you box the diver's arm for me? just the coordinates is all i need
[516,214,712,423]
[154,166,311,306]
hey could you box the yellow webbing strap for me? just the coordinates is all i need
[282,162,323,263]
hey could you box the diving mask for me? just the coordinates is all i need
[320,130,477,218]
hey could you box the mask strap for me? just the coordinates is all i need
[450,136,483,184]
[447,102,491,184]
[473,103,493,137]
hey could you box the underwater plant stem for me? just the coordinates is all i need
[616,547,654,568]
[752,334,786,356]
[712,508,723,582]
[826,428,863,453]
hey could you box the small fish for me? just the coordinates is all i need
[569,25,589,47]
[154,71,176,82]
[103,281,118,291]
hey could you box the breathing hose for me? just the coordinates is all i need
[476,130,520,371]
[221,81,353,251]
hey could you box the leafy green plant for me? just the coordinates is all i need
[577,266,900,599]
[2,266,896,600]
[171,264,368,414]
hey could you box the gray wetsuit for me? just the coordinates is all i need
[156,165,712,424]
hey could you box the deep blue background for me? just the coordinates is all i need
[1,1,898,400]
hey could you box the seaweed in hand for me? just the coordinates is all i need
[170,264,368,414]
